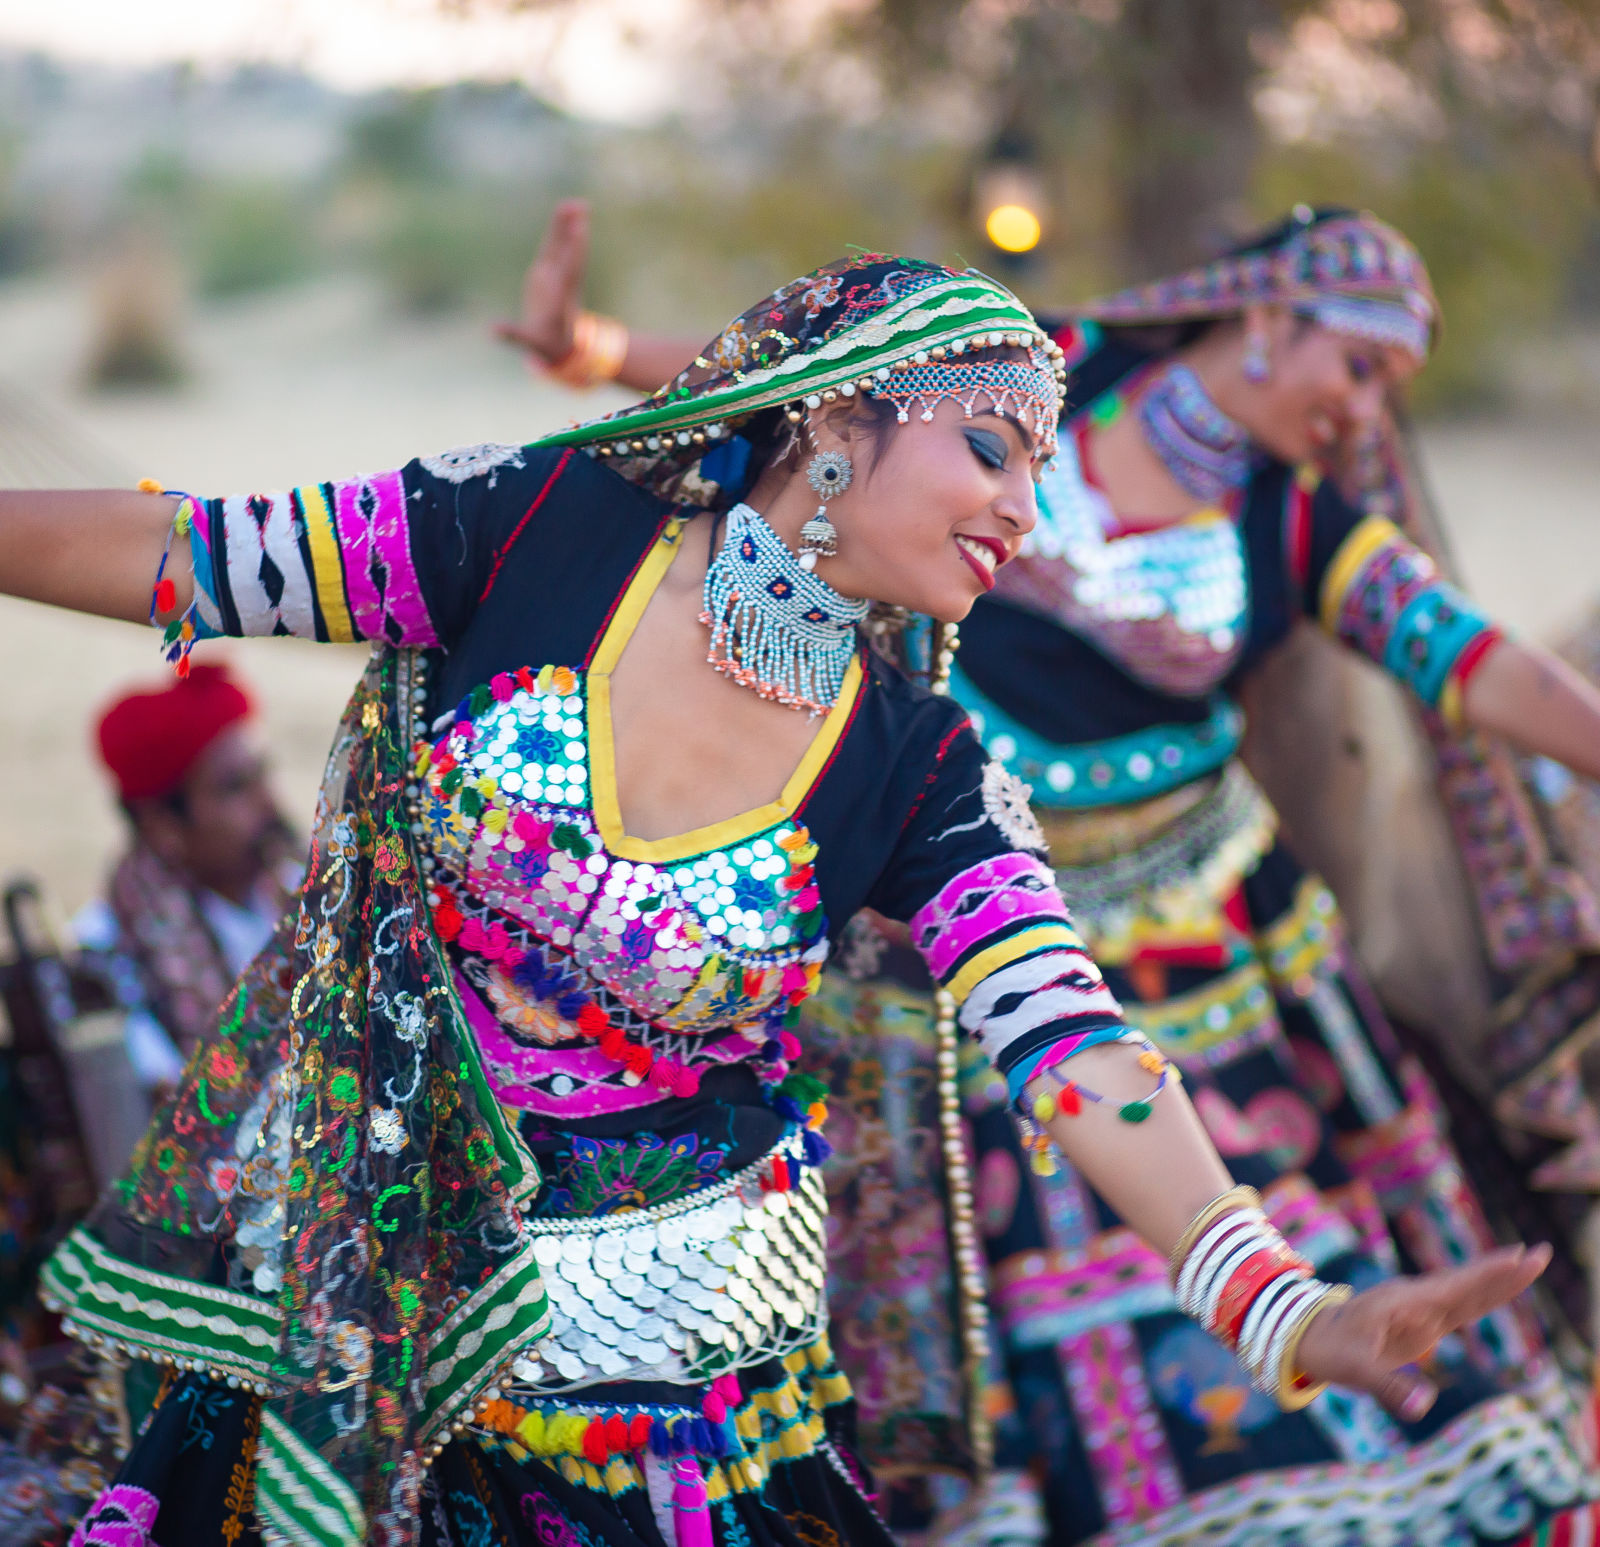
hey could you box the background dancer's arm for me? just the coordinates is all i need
[0,489,183,623]
[1460,638,1600,781]
[1310,492,1600,778]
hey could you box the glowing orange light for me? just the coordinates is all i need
[985,203,1042,254]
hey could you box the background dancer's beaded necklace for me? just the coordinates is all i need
[701,503,867,715]
[1136,362,1253,502]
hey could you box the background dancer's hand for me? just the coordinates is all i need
[495,196,589,365]
[1292,1243,1550,1420]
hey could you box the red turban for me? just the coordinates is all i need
[95,663,254,803]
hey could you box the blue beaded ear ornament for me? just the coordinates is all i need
[798,450,851,571]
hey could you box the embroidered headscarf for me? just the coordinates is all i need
[1079,206,1438,365]
[41,256,1065,1547]
[536,254,1066,505]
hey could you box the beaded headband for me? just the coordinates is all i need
[1078,211,1437,357]
[1296,296,1431,364]
[863,342,1061,461]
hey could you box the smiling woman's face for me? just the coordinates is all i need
[1236,308,1422,465]
[802,395,1041,624]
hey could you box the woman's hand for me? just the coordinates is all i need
[1294,1242,1549,1419]
[494,197,590,366]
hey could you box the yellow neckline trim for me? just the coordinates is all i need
[587,520,864,863]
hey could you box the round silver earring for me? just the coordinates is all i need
[1242,333,1271,383]
[799,451,852,570]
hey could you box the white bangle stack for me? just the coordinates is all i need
[1170,1185,1351,1411]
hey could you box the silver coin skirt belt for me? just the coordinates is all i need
[504,1132,828,1395]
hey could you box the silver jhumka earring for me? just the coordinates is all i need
[798,451,852,571]
[1242,331,1271,383]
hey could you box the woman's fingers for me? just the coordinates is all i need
[1293,1245,1548,1415]
[1369,1365,1438,1423]
[1407,1244,1549,1334]
[496,198,592,361]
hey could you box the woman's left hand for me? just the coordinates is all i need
[494,198,589,365]
[1293,1243,1550,1419]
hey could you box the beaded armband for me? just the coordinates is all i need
[1320,515,1502,719]
[1170,1189,1352,1410]
[139,479,222,678]
[1015,1032,1179,1176]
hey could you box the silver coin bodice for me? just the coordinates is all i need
[505,1135,828,1394]
[994,434,1248,698]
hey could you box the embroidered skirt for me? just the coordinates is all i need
[802,763,1600,1546]
[63,1335,889,1547]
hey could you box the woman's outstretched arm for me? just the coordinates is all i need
[0,489,184,624]
[1462,638,1600,781]
[1036,1043,1548,1418]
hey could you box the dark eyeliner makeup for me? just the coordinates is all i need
[965,428,1007,470]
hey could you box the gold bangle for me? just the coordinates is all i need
[1275,1282,1352,1411]
[545,310,630,389]
[1167,1185,1262,1286]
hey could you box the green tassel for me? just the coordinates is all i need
[469,683,493,718]
[458,787,483,819]
[1118,1100,1153,1123]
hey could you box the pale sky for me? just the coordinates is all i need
[0,0,700,119]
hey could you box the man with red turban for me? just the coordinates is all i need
[77,663,296,1091]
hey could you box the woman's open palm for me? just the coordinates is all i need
[1294,1243,1549,1419]
[495,197,589,364]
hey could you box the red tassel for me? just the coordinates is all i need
[583,1417,608,1466]
[629,1413,652,1451]
[604,1414,629,1453]
[154,576,177,616]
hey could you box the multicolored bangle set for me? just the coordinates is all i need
[140,480,220,678]
[1169,1185,1352,1410]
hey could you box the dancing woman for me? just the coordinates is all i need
[0,255,1559,1547]
[505,210,1600,1546]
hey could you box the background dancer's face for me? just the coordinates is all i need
[750,390,1040,624]
[1223,303,1422,464]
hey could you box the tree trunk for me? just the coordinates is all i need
[1109,0,1267,275]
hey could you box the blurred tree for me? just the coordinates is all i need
[464,0,1600,272]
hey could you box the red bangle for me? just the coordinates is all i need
[1215,1250,1311,1350]
[1449,626,1504,695]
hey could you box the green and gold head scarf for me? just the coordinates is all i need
[538,254,1067,505]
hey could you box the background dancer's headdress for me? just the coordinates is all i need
[1078,206,1438,366]
[536,254,1066,505]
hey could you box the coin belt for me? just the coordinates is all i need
[506,1134,828,1394]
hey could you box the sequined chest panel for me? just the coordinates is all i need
[414,662,828,1117]
[994,435,1248,697]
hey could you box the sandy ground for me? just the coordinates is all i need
[1,270,1598,921]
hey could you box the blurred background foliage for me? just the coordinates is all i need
[0,0,1597,409]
